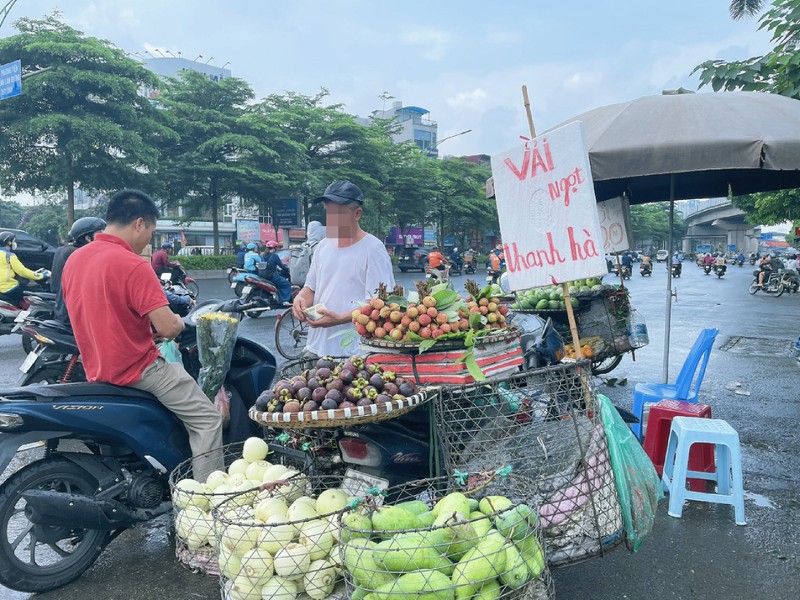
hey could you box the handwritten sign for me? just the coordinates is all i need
[597,196,633,253]
[490,121,607,290]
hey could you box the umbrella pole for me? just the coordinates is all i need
[663,176,675,383]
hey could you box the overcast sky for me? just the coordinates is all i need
[3,0,772,157]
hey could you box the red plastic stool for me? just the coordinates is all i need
[644,400,714,492]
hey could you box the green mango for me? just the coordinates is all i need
[515,535,546,580]
[432,492,471,518]
[451,533,507,599]
[548,300,559,309]
[535,299,549,310]
[343,539,395,591]
[378,533,453,573]
[499,542,530,589]
[372,506,417,536]
[432,511,479,561]
[495,504,537,542]
[466,498,479,512]
[415,510,436,528]
[395,500,430,516]
[373,571,454,600]
[469,512,492,537]
[477,496,513,516]
[341,511,373,543]
[473,579,501,600]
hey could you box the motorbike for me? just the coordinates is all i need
[749,270,785,296]
[612,264,632,280]
[1,290,55,353]
[736,257,745,267]
[160,271,197,301]
[639,262,652,277]
[702,264,712,275]
[425,263,451,282]
[227,266,245,285]
[448,256,464,277]
[462,252,477,275]
[779,269,800,293]
[231,269,299,318]
[672,262,682,278]
[0,300,275,593]
[714,264,727,278]
[749,255,757,265]
[161,263,198,297]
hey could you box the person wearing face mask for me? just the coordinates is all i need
[292,180,395,358]
[0,231,50,308]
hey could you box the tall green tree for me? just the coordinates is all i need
[729,0,765,19]
[631,202,687,250]
[694,0,800,225]
[0,16,171,226]
[0,199,24,229]
[157,71,296,252]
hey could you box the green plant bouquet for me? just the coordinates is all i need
[196,312,239,401]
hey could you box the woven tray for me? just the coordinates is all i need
[360,325,521,351]
[249,389,433,429]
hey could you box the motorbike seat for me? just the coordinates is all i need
[1,382,158,403]
[38,319,74,333]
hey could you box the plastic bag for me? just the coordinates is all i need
[158,340,182,363]
[196,312,239,401]
[214,385,231,429]
[598,393,663,551]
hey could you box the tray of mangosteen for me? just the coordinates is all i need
[248,355,434,428]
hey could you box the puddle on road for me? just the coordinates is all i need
[719,336,793,357]
[744,491,776,509]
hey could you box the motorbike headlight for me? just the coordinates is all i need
[0,413,24,429]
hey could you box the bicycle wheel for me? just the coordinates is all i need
[591,354,623,376]
[274,309,308,359]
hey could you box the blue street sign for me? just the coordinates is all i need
[759,232,773,240]
[727,244,736,251]
[0,60,21,101]
[273,198,299,228]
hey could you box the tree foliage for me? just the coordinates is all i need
[0,16,171,226]
[630,203,687,249]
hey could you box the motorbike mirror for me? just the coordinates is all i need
[499,272,512,294]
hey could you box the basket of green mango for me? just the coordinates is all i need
[338,470,554,600]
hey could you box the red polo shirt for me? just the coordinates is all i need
[62,233,168,386]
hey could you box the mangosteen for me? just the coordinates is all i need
[339,370,355,385]
[316,357,335,370]
[357,370,369,380]
[307,368,317,380]
[303,400,319,412]
[325,389,343,404]
[326,378,344,392]
[349,355,365,369]
[356,397,373,407]
[376,393,392,404]
[289,380,306,396]
[312,387,328,403]
[394,377,406,387]
[398,382,416,397]
[354,378,368,390]
[273,381,291,395]
[391,394,404,401]
[366,364,378,375]
[283,401,302,413]
[364,386,378,400]
[255,393,272,412]
[341,361,356,374]
[316,367,332,382]
[338,401,356,409]
[383,382,399,396]
[345,387,363,401]
[275,401,286,412]
[296,387,312,402]
[381,370,396,382]
[320,398,338,410]
[369,373,384,390]
[307,377,320,390]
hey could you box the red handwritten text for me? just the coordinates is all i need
[547,167,585,207]
[568,227,599,260]
[502,139,555,181]
[504,236,566,273]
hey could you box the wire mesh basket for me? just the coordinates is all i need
[339,472,554,600]
[211,470,376,600]
[169,439,307,575]
[434,362,625,566]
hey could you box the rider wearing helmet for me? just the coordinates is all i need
[151,241,179,277]
[0,231,49,308]
[261,240,292,306]
[243,242,261,274]
[51,217,107,323]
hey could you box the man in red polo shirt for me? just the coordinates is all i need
[62,189,222,480]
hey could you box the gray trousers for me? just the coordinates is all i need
[131,357,223,481]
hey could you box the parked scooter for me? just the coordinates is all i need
[639,262,652,277]
[231,271,299,318]
[0,300,275,593]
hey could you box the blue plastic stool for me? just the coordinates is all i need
[661,417,746,526]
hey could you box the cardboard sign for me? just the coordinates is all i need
[490,121,607,290]
[597,196,633,253]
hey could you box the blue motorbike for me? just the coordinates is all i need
[0,300,276,592]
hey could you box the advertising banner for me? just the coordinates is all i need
[490,121,607,290]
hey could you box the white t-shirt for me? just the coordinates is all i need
[305,234,395,357]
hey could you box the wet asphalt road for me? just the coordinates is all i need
[0,264,797,599]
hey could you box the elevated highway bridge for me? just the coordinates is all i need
[680,198,760,254]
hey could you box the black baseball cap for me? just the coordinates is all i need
[313,180,365,205]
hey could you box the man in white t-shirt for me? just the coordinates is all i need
[292,180,395,357]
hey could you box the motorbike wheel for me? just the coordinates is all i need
[21,333,37,355]
[274,309,308,360]
[233,282,245,298]
[749,281,760,295]
[244,292,268,319]
[770,282,785,298]
[0,457,110,593]
[591,354,623,376]
[227,270,237,284]
[186,281,200,298]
